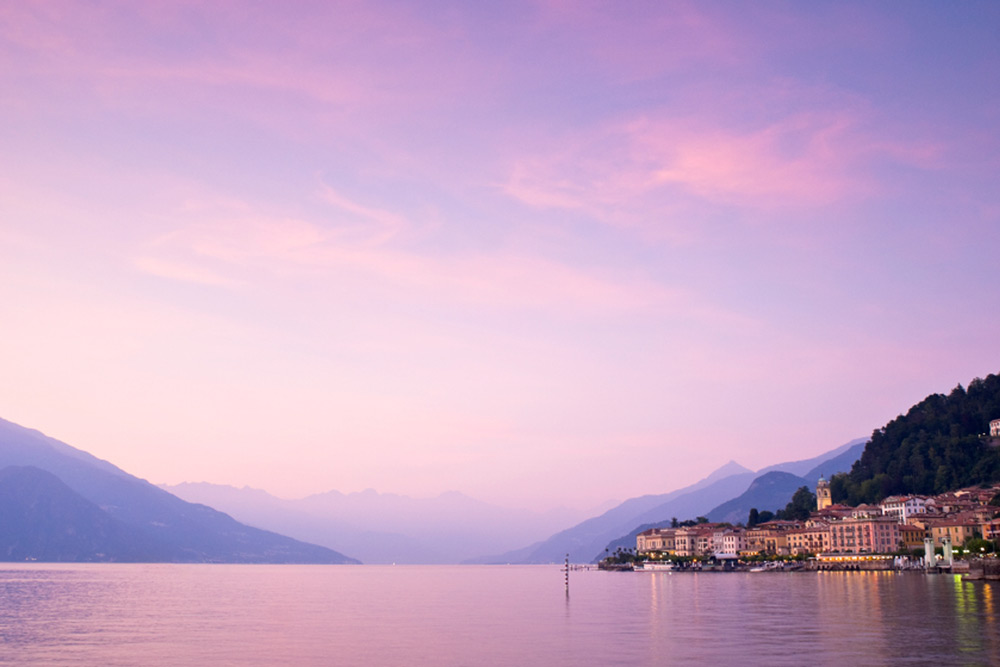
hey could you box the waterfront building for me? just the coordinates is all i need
[899,523,926,551]
[787,522,831,555]
[694,526,717,556]
[714,527,746,558]
[828,516,902,554]
[816,477,832,510]
[927,518,980,548]
[672,524,724,557]
[673,527,697,556]
[746,521,799,556]
[991,418,1000,437]
[636,528,676,554]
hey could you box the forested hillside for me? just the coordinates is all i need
[831,373,1000,505]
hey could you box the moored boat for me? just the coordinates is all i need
[633,561,675,572]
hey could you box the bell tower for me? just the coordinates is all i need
[816,476,832,511]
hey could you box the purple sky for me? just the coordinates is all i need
[1,2,998,510]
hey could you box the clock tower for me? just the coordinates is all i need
[816,477,832,510]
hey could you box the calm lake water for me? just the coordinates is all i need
[0,564,997,665]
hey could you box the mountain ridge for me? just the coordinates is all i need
[0,417,358,563]
[162,481,588,565]
[484,438,865,564]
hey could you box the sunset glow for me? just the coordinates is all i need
[1,2,997,509]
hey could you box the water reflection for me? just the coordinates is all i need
[1,565,998,665]
[625,570,999,666]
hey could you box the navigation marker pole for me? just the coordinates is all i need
[564,553,570,597]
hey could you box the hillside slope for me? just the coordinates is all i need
[704,471,810,524]
[0,465,163,561]
[472,461,755,563]
[833,373,1000,504]
[0,418,358,563]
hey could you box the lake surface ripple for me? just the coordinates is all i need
[0,564,997,665]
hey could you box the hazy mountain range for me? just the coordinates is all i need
[0,412,866,564]
[0,418,357,563]
[168,436,865,565]
[477,437,866,564]
[160,482,596,565]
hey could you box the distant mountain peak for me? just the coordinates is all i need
[703,460,753,483]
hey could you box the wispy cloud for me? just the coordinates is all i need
[502,99,943,224]
[132,256,241,288]
[132,192,708,318]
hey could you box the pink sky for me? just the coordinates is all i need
[1,2,998,511]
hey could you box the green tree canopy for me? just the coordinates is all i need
[832,373,1000,505]
[776,486,817,521]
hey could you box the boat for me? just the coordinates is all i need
[633,561,675,572]
[749,561,782,572]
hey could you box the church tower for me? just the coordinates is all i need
[816,477,832,510]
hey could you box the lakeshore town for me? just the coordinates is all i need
[626,476,1000,577]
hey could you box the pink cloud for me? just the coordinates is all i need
[132,190,718,318]
[502,100,944,226]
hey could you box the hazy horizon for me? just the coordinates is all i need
[2,2,998,511]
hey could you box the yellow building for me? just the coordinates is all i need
[928,520,980,547]
[787,523,831,555]
[899,523,926,551]
[636,528,676,554]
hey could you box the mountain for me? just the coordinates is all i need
[0,465,162,561]
[595,446,865,560]
[162,482,588,565]
[758,437,868,478]
[0,417,358,563]
[704,471,811,524]
[471,461,756,564]
[803,441,866,482]
[833,372,1000,504]
[579,470,758,562]
[506,437,865,564]
[623,470,757,528]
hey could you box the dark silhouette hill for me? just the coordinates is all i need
[0,418,358,563]
[833,373,1000,504]
[704,471,811,524]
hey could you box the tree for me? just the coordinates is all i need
[832,373,1000,504]
[964,537,995,554]
[748,508,759,528]
[671,517,678,528]
[776,486,817,522]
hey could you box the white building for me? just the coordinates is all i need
[991,418,1000,437]
[713,527,746,558]
[880,495,927,523]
